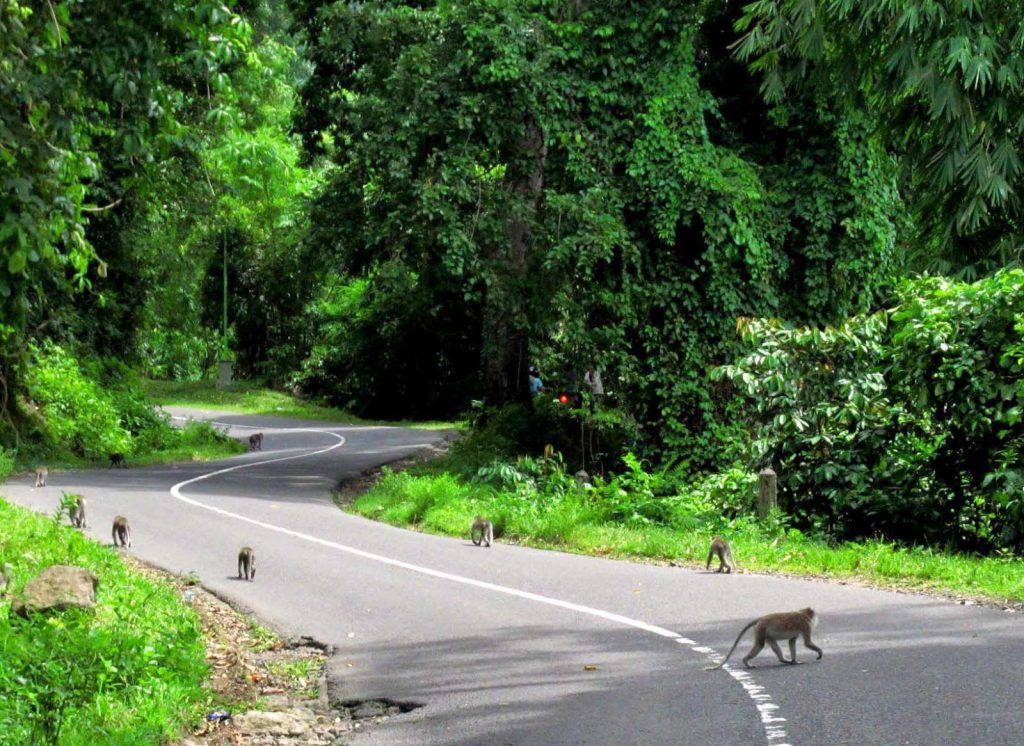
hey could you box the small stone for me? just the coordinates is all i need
[352,701,387,719]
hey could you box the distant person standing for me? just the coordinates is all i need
[529,367,544,397]
[583,363,604,396]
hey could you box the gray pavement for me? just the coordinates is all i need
[3,410,1022,745]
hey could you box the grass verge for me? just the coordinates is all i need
[10,420,246,476]
[143,379,457,430]
[0,498,209,745]
[349,470,1024,606]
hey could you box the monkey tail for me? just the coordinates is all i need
[707,619,758,670]
[705,550,714,570]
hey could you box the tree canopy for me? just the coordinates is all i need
[736,0,1024,275]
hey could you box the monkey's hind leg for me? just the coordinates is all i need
[742,630,767,668]
[767,637,789,664]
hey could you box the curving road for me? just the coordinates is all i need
[4,411,1024,745]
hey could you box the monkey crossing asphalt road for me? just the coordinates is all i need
[4,408,1024,746]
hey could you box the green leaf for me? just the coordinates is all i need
[7,251,27,274]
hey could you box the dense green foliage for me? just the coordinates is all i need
[717,270,1024,551]
[0,500,208,744]
[20,343,239,468]
[1,0,250,385]
[290,0,901,450]
[736,0,1024,275]
[5,0,1024,562]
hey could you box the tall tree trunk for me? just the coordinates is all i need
[482,118,547,406]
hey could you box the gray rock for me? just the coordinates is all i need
[12,565,98,616]
[232,709,317,737]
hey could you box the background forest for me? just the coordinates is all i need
[2,0,1023,554]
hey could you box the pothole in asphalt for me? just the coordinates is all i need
[334,698,424,720]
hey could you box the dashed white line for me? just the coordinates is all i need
[169,424,794,746]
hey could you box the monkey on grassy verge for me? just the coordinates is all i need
[108,452,127,469]
[238,546,256,581]
[706,537,736,574]
[112,515,131,548]
[248,432,263,451]
[34,467,48,488]
[0,562,12,596]
[470,516,494,547]
[707,608,823,670]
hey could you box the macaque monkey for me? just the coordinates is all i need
[0,562,13,596]
[471,516,494,547]
[248,432,263,451]
[108,452,127,469]
[708,608,823,670]
[112,515,131,548]
[238,546,256,581]
[69,495,87,529]
[34,467,48,488]
[706,537,736,574]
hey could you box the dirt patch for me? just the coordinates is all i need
[122,559,417,746]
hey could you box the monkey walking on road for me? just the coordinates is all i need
[238,546,256,581]
[707,608,823,670]
[471,516,494,547]
[706,537,736,573]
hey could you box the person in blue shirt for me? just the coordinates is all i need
[528,367,544,397]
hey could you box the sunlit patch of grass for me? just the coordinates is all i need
[247,620,279,653]
[349,473,1024,604]
[266,659,323,699]
[0,499,208,744]
[143,379,458,429]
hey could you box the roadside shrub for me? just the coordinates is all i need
[716,270,1024,552]
[459,398,638,477]
[20,342,236,464]
[25,342,132,457]
[0,446,13,482]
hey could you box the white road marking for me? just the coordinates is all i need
[169,424,794,746]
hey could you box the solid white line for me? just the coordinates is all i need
[169,425,794,746]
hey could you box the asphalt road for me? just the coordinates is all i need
[4,410,1023,745]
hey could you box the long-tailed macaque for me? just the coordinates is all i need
[69,495,87,529]
[706,537,736,574]
[238,546,256,581]
[34,467,48,488]
[248,433,263,451]
[108,452,127,469]
[470,516,494,547]
[0,562,13,596]
[708,608,823,670]
[112,515,131,548]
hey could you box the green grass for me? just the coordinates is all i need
[0,498,210,744]
[265,658,323,700]
[350,471,1024,605]
[143,379,458,429]
[13,420,245,475]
